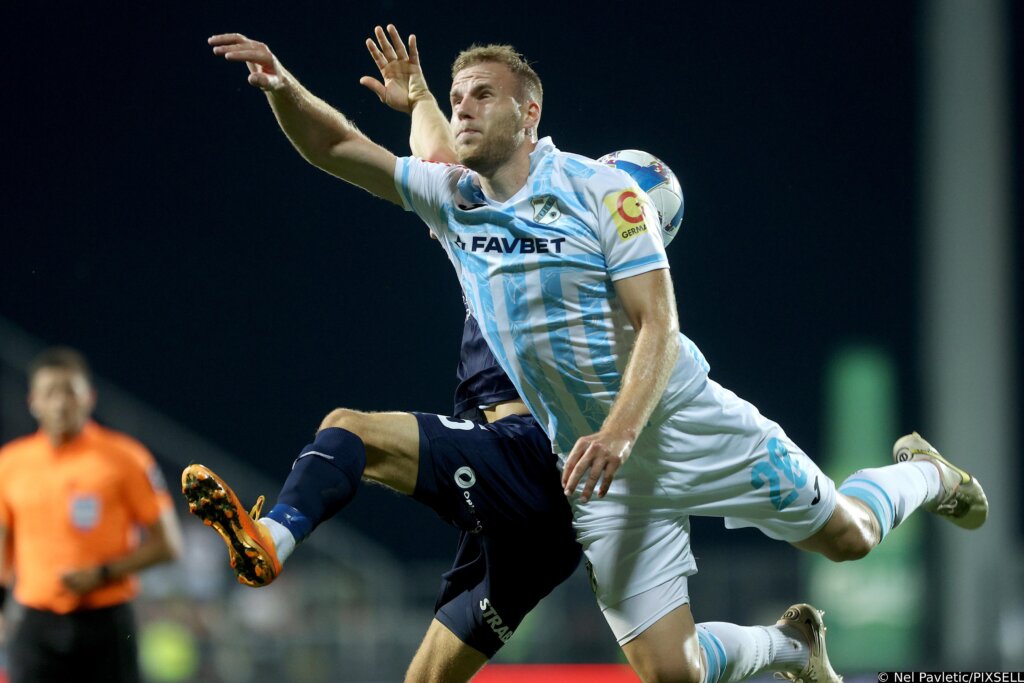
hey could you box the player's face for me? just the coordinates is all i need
[449,63,527,174]
[29,367,95,441]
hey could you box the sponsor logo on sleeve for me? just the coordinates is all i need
[603,189,650,241]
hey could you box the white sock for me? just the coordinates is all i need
[838,461,938,540]
[697,622,808,682]
[259,517,296,563]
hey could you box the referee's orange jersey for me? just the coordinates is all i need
[0,421,173,613]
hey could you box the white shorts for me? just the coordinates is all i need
[600,574,691,646]
[567,377,837,634]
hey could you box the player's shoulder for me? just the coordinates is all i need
[404,155,469,179]
[89,423,154,464]
[550,149,634,193]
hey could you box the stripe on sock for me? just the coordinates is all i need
[697,628,727,683]
[839,477,896,540]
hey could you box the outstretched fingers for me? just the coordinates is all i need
[208,33,248,47]
[210,33,261,59]
[386,24,408,61]
[365,37,389,72]
[373,25,399,62]
[407,34,420,65]
[359,75,386,100]
[360,35,393,104]
[369,24,414,67]
[208,33,282,90]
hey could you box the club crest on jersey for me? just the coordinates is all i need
[531,195,562,225]
[603,188,650,242]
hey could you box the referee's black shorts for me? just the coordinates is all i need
[8,602,139,683]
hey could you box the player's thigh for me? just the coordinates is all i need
[621,603,703,683]
[406,619,489,683]
[414,413,566,533]
[320,408,420,495]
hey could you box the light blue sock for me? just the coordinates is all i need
[839,462,938,541]
[697,623,807,682]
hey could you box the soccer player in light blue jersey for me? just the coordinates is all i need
[207,26,989,683]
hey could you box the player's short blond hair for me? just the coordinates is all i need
[451,44,543,107]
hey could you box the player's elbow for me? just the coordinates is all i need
[294,128,364,173]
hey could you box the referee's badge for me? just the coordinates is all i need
[531,195,561,225]
[69,494,101,531]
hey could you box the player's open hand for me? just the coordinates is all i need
[562,430,634,503]
[359,24,432,114]
[209,33,287,92]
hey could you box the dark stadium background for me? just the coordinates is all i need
[1,1,1020,566]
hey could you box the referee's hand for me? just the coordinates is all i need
[60,566,106,595]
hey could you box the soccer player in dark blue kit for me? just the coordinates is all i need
[185,310,581,681]
[187,313,581,679]
[183,31,583,680]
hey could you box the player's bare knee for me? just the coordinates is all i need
[318,407,367,435]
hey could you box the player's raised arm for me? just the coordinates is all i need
[359,24,457,163]
[209,33,403,205]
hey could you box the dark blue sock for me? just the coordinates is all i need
[268,427,366,543]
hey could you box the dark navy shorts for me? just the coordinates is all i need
[411,412,582,658]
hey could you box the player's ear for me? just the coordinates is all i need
[523,100,541,139]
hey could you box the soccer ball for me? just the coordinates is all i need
[598,149,684,247]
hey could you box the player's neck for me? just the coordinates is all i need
[478,142,536,202]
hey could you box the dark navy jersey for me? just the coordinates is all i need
[453,313,520,420]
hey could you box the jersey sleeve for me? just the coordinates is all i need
[393,156,461,238]
[119,442,173,526]
[589,173,670,281]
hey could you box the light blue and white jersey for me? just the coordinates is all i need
[395,137,709,453]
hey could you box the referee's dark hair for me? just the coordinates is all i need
[28,346,93,384]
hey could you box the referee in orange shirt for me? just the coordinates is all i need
[0,347,182,683]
